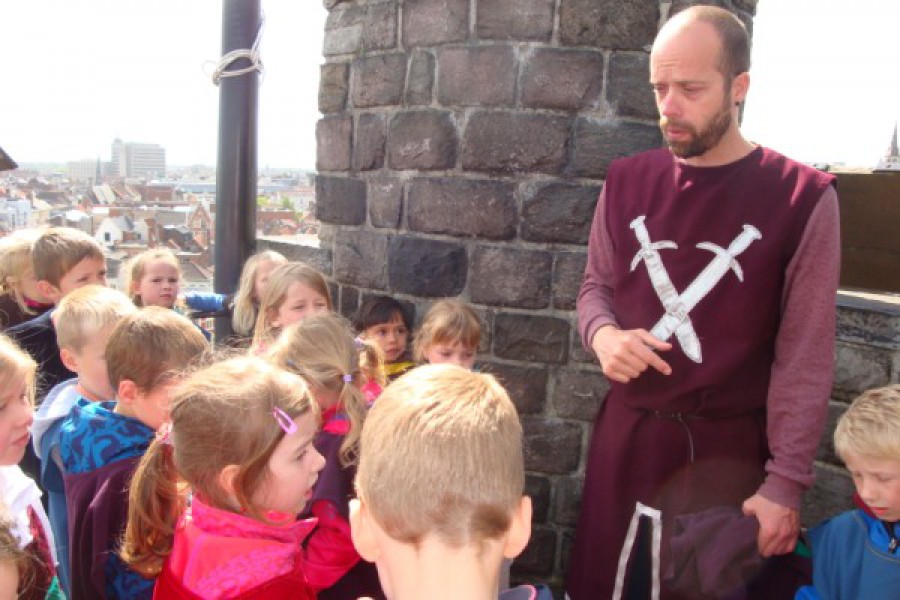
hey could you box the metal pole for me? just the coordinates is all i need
[214,0,260,340]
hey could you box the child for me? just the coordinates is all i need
[123,248,213,341]
[268,312,385,600]
[350,364,552,600]
[231,249,287,340]
[796,384,900,599]
[0,518,25,598]
[353,295,415,381]
[413,298,481,370]
[30,285,136,596]
[59,308,208,600]
[0,334,61,600]
[251,262,331,352]
[0,228,54,330]
[120,356,324,599]
[6,226,108,399]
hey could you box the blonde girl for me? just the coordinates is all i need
[0,229,53,330]
[231,250,287,338]
[251,262,332,352]
[122,248,181,308]
[120,356,324,599]
[413,298,481,370]
[0,335,61,599]
[268,312,385,598]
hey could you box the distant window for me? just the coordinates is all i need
[104,232,111,241]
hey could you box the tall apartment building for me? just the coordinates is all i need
[111,138,166,179]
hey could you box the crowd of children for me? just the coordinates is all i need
[0,224,894,599]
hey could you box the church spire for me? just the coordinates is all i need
[889,122,899,158]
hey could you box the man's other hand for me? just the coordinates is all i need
[590,325,672,383]
[742,493,800,557]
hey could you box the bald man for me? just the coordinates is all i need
[568,6,839,599]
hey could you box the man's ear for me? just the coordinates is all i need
[349,498,380,563]
[502,496,532,560]
[38,280,62,305]
[732,71,750,105]
[59,348,78,373]
[116,379,138,406]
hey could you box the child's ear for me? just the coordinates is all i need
[116,379,138,405]
[502,496,532,560]
[349,498,381,562]
[59,348,78,373]
[217,464,241,498]
[38,280,62,305]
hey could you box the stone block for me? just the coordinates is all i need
[481,361,549,415]
[570,328,596,364]
[462,111,570,175]
[607,52,657,119]
[351,53,406,108]
[323,2,397,56]
[568,118,663,178]
[258,238,333,276]
[521,182,601,244]
[512,525,557,578]
[405,50,435,105]
[802,463,855,528]
[315,176,366,225]
[407,178,517,240]
[559,529,576,576]
[495,313,570,364]
[559,0,659,49]
[522,49,604,111]
[554,251,588,310]
[339,284,359,319]
[476,0,554,41]
[525,475,552,523]
[522,417,582,474]
[352,113,386,171]
[315,116,352,172]
[836,293,900,346]
[387,111,458,170]
[318,62,349,114]
[437,46,517,107]
[388,236,467,297]
[403,0,468,47]
[815,401,847,467]
[553,368,609,422]
[368,177,403,229]
[469,305,493,353]
[555,475,584,526]
[333,230,389,290]
[833,341,892,394]
[469,247,552,309]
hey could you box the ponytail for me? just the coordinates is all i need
[119,437,186,577]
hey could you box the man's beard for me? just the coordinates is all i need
[659,100,733,159]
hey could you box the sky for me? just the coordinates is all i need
[1,1,898,170]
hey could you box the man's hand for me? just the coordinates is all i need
[742,493,800,557]
[590,325,672,383]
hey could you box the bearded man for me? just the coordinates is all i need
[567,6,840,599]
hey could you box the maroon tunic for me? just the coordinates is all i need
[568,147,839,599]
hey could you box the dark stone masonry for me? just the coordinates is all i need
[261,0,896,593]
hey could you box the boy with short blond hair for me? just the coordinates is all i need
[30,285,136,596]
[59,307,208,600]
[796,384,900,599]
[350,364,551,600]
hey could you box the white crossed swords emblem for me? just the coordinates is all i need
[629,215,762,363]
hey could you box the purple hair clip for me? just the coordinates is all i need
[342,373,353,383]
[272,406,297,435]
[353,337,364,350]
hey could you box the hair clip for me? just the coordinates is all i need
[272,406,297,435]
[156,422,173,446]
[353,337,364,350]
[342,373,353,383]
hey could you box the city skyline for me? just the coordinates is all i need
[2,2,898,169]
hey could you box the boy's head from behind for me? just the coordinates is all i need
[106,307,208,430]
[835,384,900,521]
[32,227,106,304]
[55,285,137,401]
[351,364,531,587]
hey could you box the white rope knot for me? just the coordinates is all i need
[210,14,265,86]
